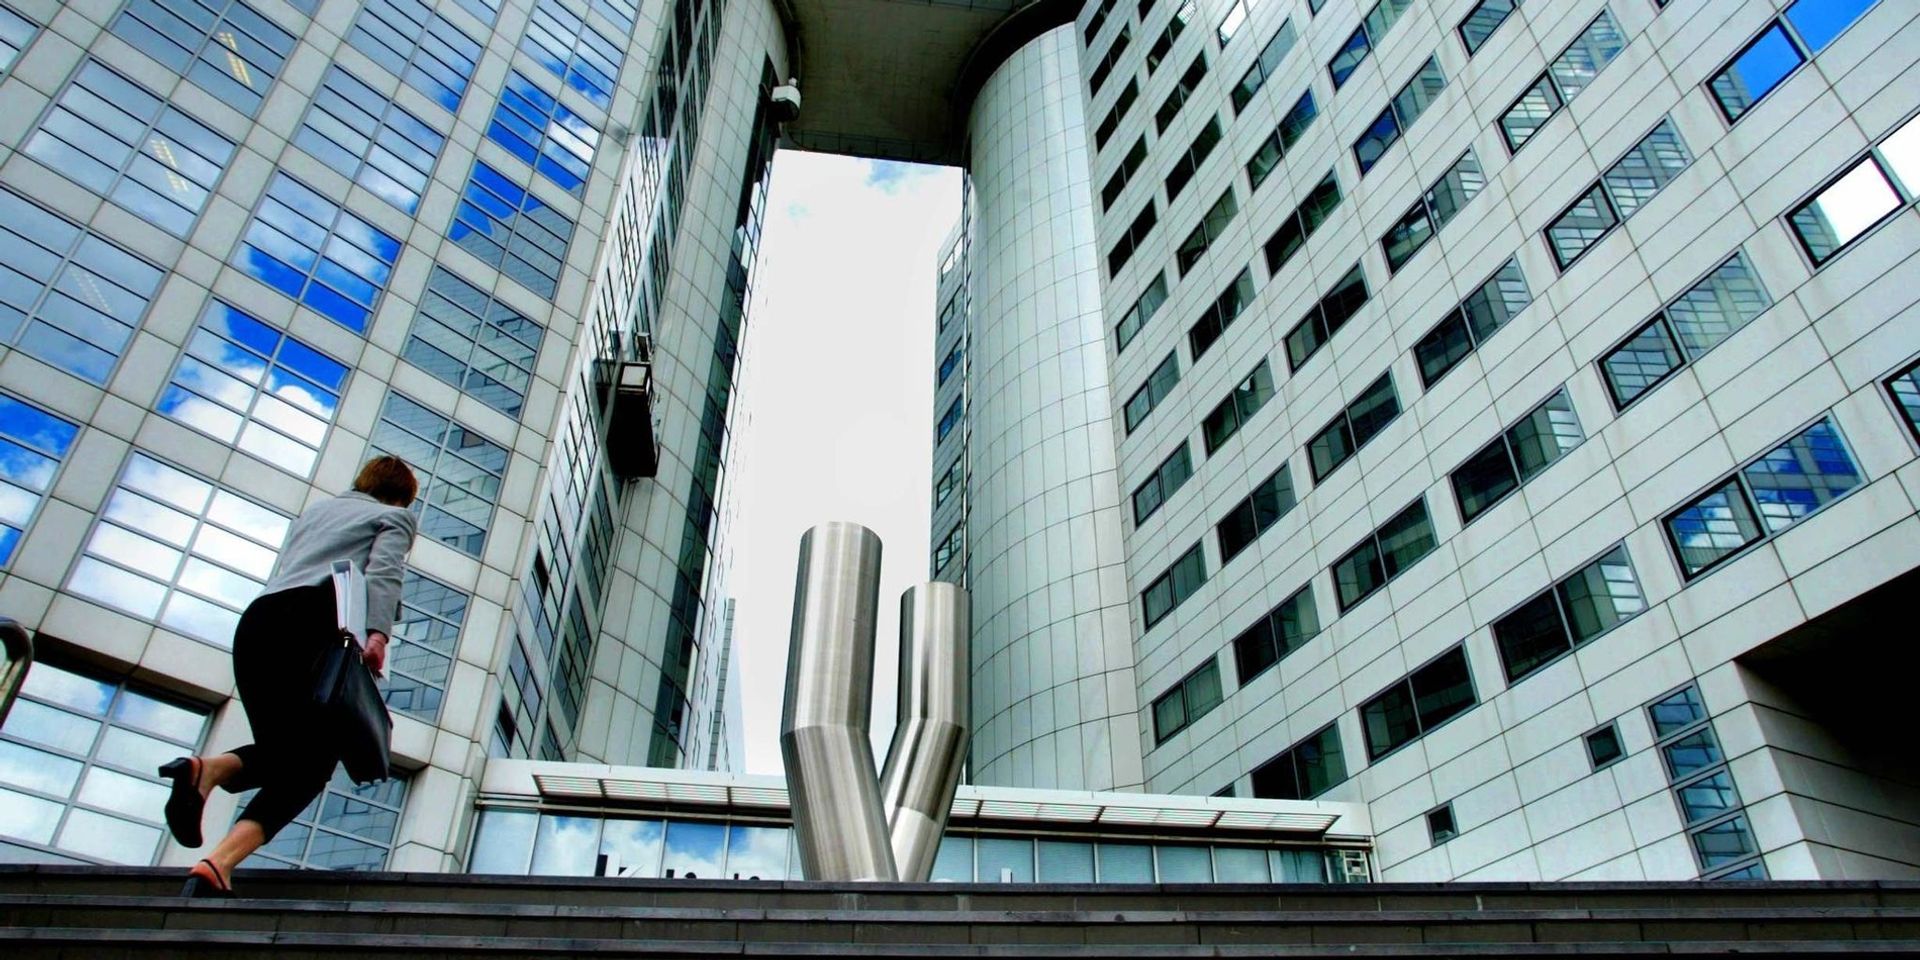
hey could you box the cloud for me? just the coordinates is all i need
[863,159,937,193]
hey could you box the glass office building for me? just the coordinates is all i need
[929,0,1920,883]
[0,0,1916,885]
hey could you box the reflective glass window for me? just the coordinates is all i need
[1133,443,1194,525]
[1382,204,1431,272]
[1328,28,1369,89]
[1665,418,1859,578]
[1102,137,1149,211]
[1097,843,1153,882]
[237,174,401,333]
[1089,24,1131,94]
[1309,374,1397,483]
[1136,0,1182,72]
[1213,846,1268,881]
[1094,81,1138,151]
[1602,120,1691,218]
[1216,463,1295,563]
[1709,25,1804,123]
[0,662,209,864]
[405,266,545,418]
[1114,271,1167,353]
[930,836,973,881]
[1187,265,1254,358]
[522,1,622,109]
[1648,685,1708,738]
[1548,10,1624,99]
[1277,89,1317,150]
[246,771,407,870]
[1741,418,1861,532]
[159,300,347,477]
[0,5,36,74]
[370,392,509,557]
[1156,844,1211,882]
[1784,0,1877,52]
[977,837,1034,882]
[68,452,291,646]
[1201,361,1273,455]
[1176,188,1238,275]
[490,71,600,196]
[25,60,233,237]
[1272,849,1326,882]
[1495,544,1644,683]
[1691,813,1758,868]
[1360,645,1474,760]
[1676,770,1740,825]
[725,825,790,880]
[0,391,79,565]
[599,817,665,877]
[1231,582,1316,683]
[297,66,446,215]
[1231,20,1297,113]
[451,162,576,300]
[1334,499,1432,612]
[349,0,482,113]
[1141,541,1208,629]
[1164,116,1221,199]
[1458,0,1516,55]
[1353,108,1399,175]
[468,808,538,874]
[0,188,163,384]
[1500,75,1561,152]
[1887,357,1920,442]
[1250,721,1346,800]
[1426,150,1485,227]
[936,397,962,442]
[660,819,725,878]
[1788,157,1903,264]
[1665,478,1765,577]
[1546,184,1620,268]
[384,569,471,723]
[1152,659,1222,743]
[1038,840,1095,882]
[111,0,293,115]
[1123,352,1179,433]
[1108,202,1158,277]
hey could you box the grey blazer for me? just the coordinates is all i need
[261,491,418,637]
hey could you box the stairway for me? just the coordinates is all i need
[3,865,1918,956]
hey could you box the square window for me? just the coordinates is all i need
[1585,723,1623,769]
[1425,803,1457,844]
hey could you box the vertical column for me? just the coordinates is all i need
[962,26,1142,791]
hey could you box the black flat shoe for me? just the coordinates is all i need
[158,757,205,848]
[181,859,232,899]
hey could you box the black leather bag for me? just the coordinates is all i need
[312,632,392,784]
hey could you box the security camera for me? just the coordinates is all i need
[770,80,801,124]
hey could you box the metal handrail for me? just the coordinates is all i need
[0,616,32,728]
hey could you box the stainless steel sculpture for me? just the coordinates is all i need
[781,523,971,882]
[879,583,970,881]
[780,522,896,881]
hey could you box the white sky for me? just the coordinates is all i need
[728,151,961,773]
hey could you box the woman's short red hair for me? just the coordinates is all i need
[353,455,418,507]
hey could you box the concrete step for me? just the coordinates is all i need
[1,866,1917,957]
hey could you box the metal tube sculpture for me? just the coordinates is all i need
[878,583,971,882]
[780,523,971,882]
[780,522,897,881]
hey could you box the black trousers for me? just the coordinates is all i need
[224,582,341,841]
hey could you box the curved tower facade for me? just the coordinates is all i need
[959,26,1144,792]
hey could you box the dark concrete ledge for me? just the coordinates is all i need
[4,867,1917,958]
